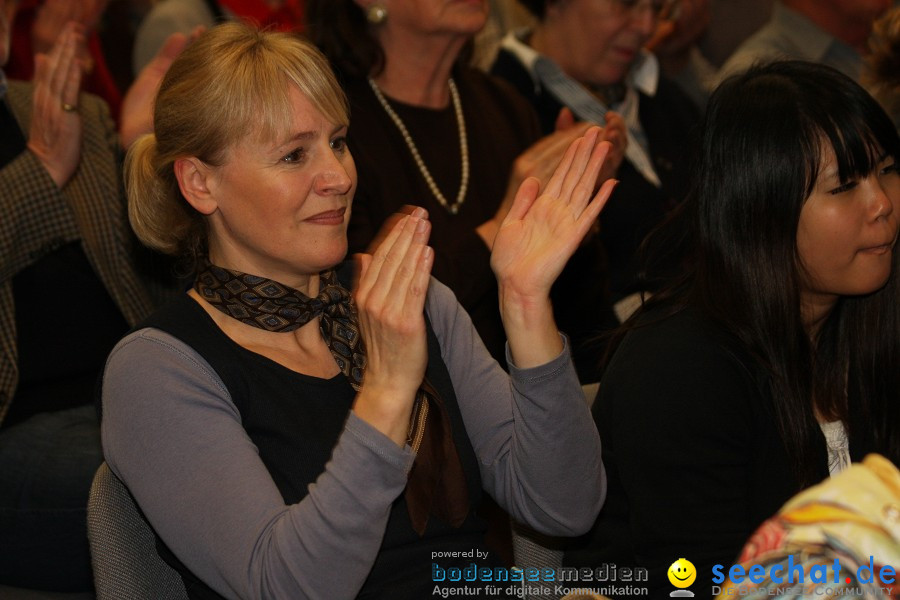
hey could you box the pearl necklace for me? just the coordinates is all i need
[368,77,469,215]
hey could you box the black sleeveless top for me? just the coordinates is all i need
[135,270,508,599]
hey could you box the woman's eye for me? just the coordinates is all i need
[330,136,348,153]
[880,162,899,176]
[829,180,858,195]
[281,148,305,163]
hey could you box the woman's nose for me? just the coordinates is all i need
[316,153,353,196]
[872,175,898,221]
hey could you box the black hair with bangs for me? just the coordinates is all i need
[614,61,900,487]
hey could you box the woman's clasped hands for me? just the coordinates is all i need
[353,207,434,446]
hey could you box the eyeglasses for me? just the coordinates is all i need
[610,0,678,19]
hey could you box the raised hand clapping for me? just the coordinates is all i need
[490,126,617,367]
[27,21,84,188]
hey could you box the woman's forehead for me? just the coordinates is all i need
[816,127,887,172]
[256,87,344,139]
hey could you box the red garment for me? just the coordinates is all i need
[6,2,122,122]
[217,0,304,31]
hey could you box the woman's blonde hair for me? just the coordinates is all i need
[126,21,349,262]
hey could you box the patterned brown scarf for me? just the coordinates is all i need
[194,261,469,534]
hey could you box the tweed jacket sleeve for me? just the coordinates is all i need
[0,81,154,424]
[0,83,81,281]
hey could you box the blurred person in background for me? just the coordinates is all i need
[490,0,699,325]
[0,0,183,591]
[864,5,900,131]
[307,0,625,383]
[717,0,892,84]
[132,0,304,73]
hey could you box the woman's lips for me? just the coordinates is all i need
[305,207,346,225]
[860,237,896,254]
[860,244,892,255]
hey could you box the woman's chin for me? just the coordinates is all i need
[317,244,350,272]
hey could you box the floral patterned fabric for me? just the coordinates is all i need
[716,454,900,599]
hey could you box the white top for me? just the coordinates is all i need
[820,420,851,476]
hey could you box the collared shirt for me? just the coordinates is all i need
[500,29,660,124]
[500,29,661,184]
[717,1,863,84]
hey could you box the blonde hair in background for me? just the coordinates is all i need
[866,6,900,131]
[126,21,349,261]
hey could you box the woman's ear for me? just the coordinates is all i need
[174,157,218,215]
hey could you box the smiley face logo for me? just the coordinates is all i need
[668,558,696,589]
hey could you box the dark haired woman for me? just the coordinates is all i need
[306,0,624,382]
[565,60,900,598]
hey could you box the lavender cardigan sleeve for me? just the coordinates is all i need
[100,278,604,600]
[424,279,605,534]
